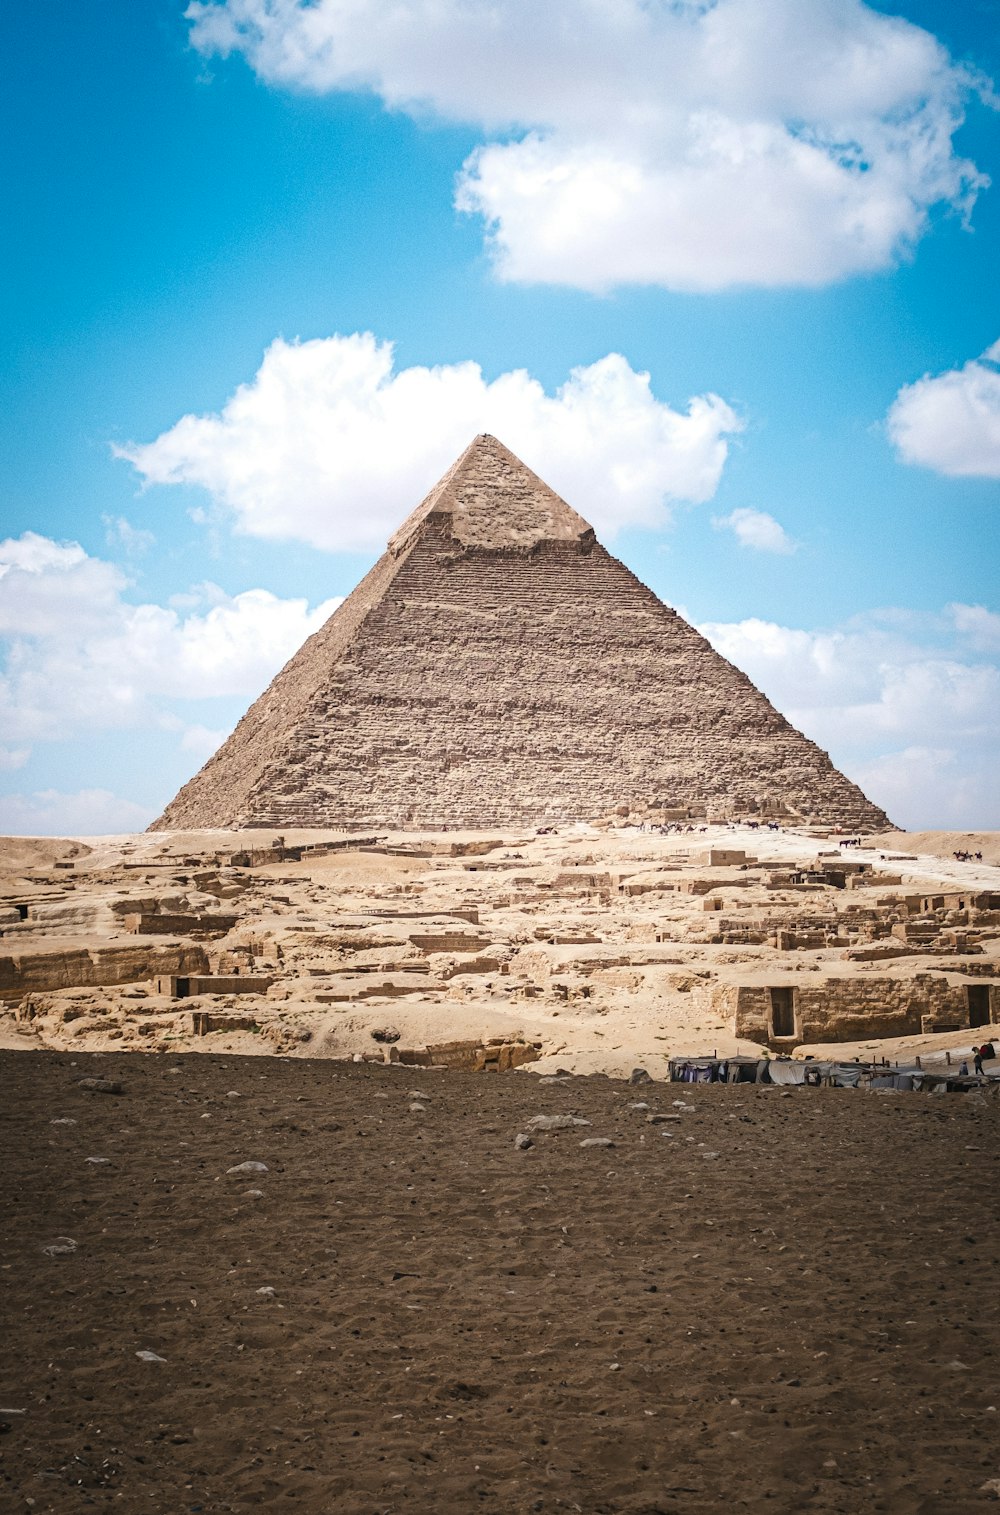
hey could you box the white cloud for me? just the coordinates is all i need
[179,723,229,758]
[102,515,155,556]
[0,532,127,636]
[187,0,990,292]
[117,334,742,551]
[699,610,1000,827]
[0,788,154,838]
[712,507,797,554]
[949,601,1000,651]
[0,534,341,752]
[887,340,1000,477]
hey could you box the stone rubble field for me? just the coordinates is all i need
[2,822,999,1076]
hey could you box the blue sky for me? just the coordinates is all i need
[2,0,999,833]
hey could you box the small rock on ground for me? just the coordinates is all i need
[76,1078,123,1095]
[526,1114,591,1132]
[42,1237,77,1258]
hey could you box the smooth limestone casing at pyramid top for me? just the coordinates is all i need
[152,436,890,832]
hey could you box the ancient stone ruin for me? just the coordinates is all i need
[152,434,889,832]
[4,826,998,1069]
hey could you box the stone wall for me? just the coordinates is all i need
[711,975,996,1045]
[0,944,209,999]
[407,932,492,954]
[155,974,275,997]
[123,913,237,937]
[393,1038,541,1071]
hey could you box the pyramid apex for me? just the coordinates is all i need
[390,433,594,552]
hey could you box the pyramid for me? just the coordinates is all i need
[152,435,890,832]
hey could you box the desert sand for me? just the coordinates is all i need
[3,1047,1000,1514]
[871,832,1000,868]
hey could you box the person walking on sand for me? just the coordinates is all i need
[973,1045,985,1077]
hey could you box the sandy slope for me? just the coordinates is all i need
[0,836,90,882]
[871,830,1000,867]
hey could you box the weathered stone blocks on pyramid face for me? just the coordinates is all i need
[152,435,890,833]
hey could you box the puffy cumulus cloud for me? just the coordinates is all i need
[0,533,341,752]
[887,340,1000,477]
[117,334,741,551]
[187,0,990,292]
[0,788,154,838]
[712,507,797,554]
[0,532,128,636]
[698,608,1000,827]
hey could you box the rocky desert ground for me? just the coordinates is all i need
[3,1046,1000,1513]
